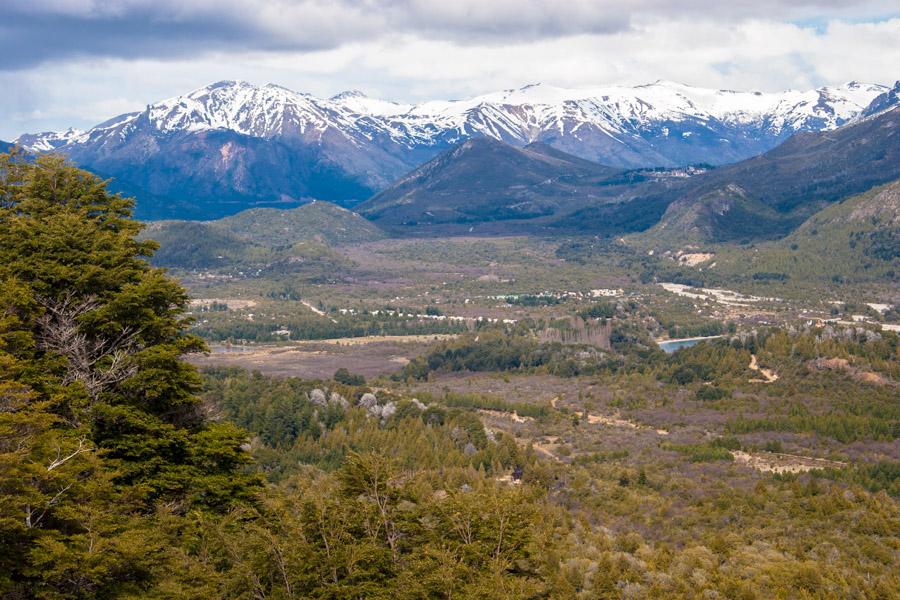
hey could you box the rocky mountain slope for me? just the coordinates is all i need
[642,105,900,245]
[357,138,623,226]
[859,81,900,119]
[710,180,900,283]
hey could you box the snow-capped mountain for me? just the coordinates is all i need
[21,79,885,157]
[15,127,85,153]
[857,81,900,120]
[377,80,887,167]
[15,79,889,219]
[402,80,883,138]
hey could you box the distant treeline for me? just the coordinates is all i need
[192,312,468,342]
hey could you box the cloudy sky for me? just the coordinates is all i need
[2,0,899,139]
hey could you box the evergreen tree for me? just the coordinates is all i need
[0,153,259,597]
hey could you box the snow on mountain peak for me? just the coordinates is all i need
[331,90,368,100]
[14,127,85,153]
[141,80,346,138]
[14,80,888,162]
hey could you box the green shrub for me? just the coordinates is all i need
[695,385,731,401]
[664,443,734,462]
[334,367,366,386]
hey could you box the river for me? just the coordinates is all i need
[657,335,723,353]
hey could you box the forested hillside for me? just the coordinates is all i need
[140,201,384,270]
[2,153,897,598]
[216,200,386,246]
[0,154,565,597]
[710,179,900,284]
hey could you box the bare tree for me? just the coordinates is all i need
[35,291,141,403]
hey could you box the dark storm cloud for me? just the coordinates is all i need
[3,0,893,71]
[0,2,352,70]
[2,11,240,69]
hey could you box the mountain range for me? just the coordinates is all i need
[14,79,889,220]
[644,104,900,245]
[358,101,900,242]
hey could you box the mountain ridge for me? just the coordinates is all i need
[20,80,886,161]
[14,79,890,220]
[641,105,900,245]
[357,137,625,227]
[858,81,900,120]
[710,179,900,283]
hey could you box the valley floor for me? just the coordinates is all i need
[173,232,898,597]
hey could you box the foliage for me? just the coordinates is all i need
[506,294,561,306]
[0,154,258,597]
[578,301,616,319]
[399,329,549,379]
[334,367,366,386]
[662,442,735,462]
[201,368,528,476]
[695,384,731,401]
[663,340,751,384]
[193,307,466,342]
[165,457,557,598]
[439,391,550,419]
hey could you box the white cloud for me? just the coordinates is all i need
[2,14,899,139]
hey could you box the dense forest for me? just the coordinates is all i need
[2,154,898,598]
